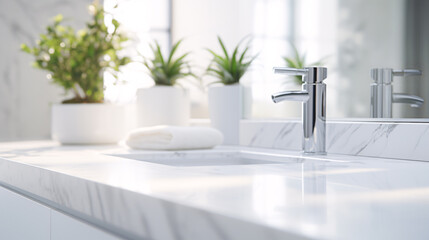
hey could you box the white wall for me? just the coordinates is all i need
[172,0,255,60]
[0,0,92,141]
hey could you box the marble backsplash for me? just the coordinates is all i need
[240,120,429,161]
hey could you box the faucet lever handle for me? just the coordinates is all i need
[392,69,422,77]
[371,68,422,84]
[273,67,309,76]
[273,67,327,84]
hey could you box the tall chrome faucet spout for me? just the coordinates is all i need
[271,67,328,155]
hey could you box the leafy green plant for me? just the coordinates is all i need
[141,40,196,86]
[21,3,130,103]
[206,36,257,85]
[283,44,325,85]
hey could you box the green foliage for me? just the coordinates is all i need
[21,3,130,103]
[206,36,256,85]
[283,44,325,85]
[142,40,196,86]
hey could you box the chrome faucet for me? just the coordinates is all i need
[370,68,424,118]
[271,67,327,155]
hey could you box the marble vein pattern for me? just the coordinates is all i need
[240,120,302,150]
[241,120,429,161]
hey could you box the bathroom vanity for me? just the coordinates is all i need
[4,0,429,239]
[1,120,429,240]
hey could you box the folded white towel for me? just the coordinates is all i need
[125,126,224,150]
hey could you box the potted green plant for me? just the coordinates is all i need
[21,3,131,144]
[206,36,256,145]
[137,40,196,127]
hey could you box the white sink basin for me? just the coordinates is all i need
[109,150,304,167]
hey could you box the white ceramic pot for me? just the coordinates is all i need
[208,84,244,145]
[136,86,190,127]
[51,103,134,144]
[242,86,253,119]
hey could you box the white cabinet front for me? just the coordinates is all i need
[0,186,50,240]
[51,210,121,240]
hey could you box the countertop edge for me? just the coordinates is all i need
[0,156,312,240]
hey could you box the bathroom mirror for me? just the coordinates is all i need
[252,0,429,119]
[171,0,429,120]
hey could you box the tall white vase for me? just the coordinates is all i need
[208,84,243,145]
[136,86,190,127]
[51,103,134,144]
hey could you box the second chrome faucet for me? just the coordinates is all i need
[370,68,424,118]
[271,67,327,155]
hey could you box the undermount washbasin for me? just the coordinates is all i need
[109,151,300,167]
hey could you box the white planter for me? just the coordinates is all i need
[51,104,134,144]
[136,86,190,127]
[242,86,253,119]
[208,84,245,145]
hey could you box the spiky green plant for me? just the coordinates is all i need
[142,40,195,86]
[206,36,257,85]
[21,3,130,103]
[283,44,325,85]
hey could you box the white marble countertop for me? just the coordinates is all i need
[0,141,429,240]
